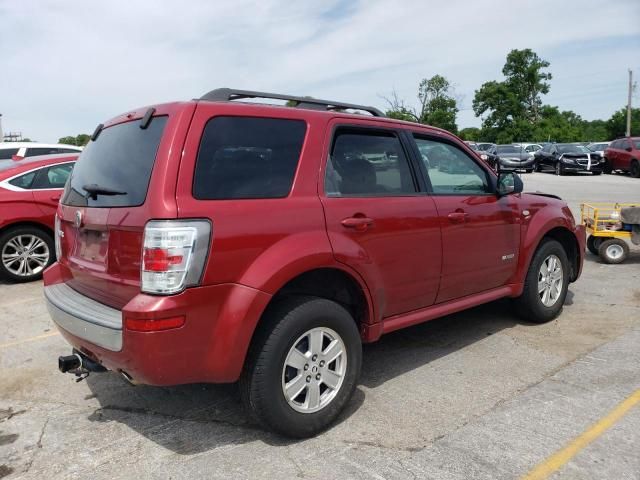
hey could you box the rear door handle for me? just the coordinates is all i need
[447,211,469,223]
[341,216,374,231]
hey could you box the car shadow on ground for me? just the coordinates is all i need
[81,296,551,453]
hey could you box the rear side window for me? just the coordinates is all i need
[32,163,74,189]
[62,116,167,207]
[25,147,60,157]
[0,148,19,160]
[193,117,306,200]
[8,171,37,189]
[325,129,416,196]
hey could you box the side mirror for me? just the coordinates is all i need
[497,170,523,196]
[626,147,633,152]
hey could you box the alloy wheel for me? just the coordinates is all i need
[538,254,563,307]
[1,234,50,277]
[282,327,347,414]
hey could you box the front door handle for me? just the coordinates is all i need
[50,195,61,202]
[447,211,469,223]
[341,216,374,232]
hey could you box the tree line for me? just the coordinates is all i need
[384,48,639,143]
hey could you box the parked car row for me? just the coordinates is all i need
[467,138,639,179]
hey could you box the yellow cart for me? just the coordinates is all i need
[580,202,638,264]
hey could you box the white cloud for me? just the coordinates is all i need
[1,0,639,141]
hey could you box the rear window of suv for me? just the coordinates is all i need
[62,116,167,207]
[193,117,306,200]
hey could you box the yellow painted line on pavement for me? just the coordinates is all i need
[0,331,60,349]
[522,388,640,480]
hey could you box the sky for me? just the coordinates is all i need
[1,0,639,143]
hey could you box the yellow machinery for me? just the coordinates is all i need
[580,202,638,264]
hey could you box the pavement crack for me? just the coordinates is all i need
[24,417,48,473]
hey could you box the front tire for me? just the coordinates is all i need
[514,239,570,323]
[603,159,612,174]
[0,226,55,283]
[240,296,362,438]
[555,162,564,176]
[630,160,640,178]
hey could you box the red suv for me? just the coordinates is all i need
[44,89,585,437]
[604,137,640,177]
[0,154,77,282]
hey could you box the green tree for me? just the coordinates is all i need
[75,134,90,146]
[58,134,91,146]
[58,136,77,145]
[458,127,481,141]
[581,119,608,141]
[384,75,458,133]
[473,49,551,142]
[606,107,640,139]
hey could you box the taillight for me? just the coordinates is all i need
[54,214,62,260]
[141,220,211,295]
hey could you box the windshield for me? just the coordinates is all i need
[496,145,521,154]
[588,143,607,151]
[62,116,167,207]
[557,144,589,154]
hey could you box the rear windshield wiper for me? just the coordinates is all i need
[83,183,127,200]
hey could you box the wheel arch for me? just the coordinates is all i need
[518,225,581,288]
[255,266,374,340]
[0,220,53,239]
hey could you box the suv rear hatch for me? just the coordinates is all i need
[57,104,193,309]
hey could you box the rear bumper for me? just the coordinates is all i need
[44,264,272,385]
[45,283,122,351]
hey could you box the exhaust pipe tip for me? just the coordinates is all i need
[58,354,82,373]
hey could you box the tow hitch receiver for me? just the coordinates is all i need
[58,350,106,382]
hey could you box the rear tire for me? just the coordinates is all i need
[240,296,362,438]
[514,239,569,323]
[0,226,55,283]
[603,159,612,174]
[630,160,640,178]
[555,162,564,176]
[598,238,629,264]
[525,169,533,174]
[592,171,601,176]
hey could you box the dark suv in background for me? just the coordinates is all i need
[44,88,584,437]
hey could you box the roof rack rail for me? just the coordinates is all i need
[199,88,385,117]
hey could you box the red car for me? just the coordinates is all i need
[0,154,77,282]
[604,137,640,177]
[44,89,585,437]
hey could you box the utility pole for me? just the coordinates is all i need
[626,69,633,138]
